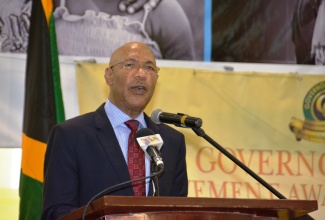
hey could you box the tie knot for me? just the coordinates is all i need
[125,120,139,132]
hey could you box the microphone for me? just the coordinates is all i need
[151,109,203,128]
[135,128,164,170]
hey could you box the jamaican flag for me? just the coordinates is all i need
[19,0,65,219]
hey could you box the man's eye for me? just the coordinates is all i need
[124,63,135,69]
[145,65,155,71]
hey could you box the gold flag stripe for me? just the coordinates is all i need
[41,0,53,25]
[21,133,46,183]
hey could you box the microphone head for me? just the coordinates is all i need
[136,128,163,150]
[135,128,155,138]
[151,109,163,124]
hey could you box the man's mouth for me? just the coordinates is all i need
[131,86,147,93]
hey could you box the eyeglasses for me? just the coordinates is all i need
[110,60,160,74]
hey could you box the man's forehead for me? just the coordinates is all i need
[124,58,156,64]
[110,43,155,64]
[122,50,155,63]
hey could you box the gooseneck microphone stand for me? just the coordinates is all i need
[191,126,286,199]
[151,162,160,196]
[82,169,164,220]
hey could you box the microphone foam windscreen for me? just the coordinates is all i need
[151,109,162,124]
[135,128,155,139]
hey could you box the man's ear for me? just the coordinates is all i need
[104,67,113,86]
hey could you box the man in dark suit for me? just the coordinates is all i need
[41,42,188,219]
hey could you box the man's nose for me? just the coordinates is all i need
[134,65,147,77]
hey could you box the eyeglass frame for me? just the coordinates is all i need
[109,59,160,74]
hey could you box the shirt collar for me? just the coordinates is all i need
[104,100,147,129]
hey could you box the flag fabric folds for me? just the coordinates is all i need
[19,0,65,219]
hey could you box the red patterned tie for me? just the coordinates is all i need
[124,120,145,196]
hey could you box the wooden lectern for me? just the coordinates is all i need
[59,196,317,220]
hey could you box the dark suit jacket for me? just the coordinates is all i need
[41,104,188,220]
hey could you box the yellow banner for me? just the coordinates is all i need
[76,62,325,218]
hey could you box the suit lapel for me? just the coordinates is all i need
[92,107,161,196]
[94,104,134,196]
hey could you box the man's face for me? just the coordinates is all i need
[105,43,159,117]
